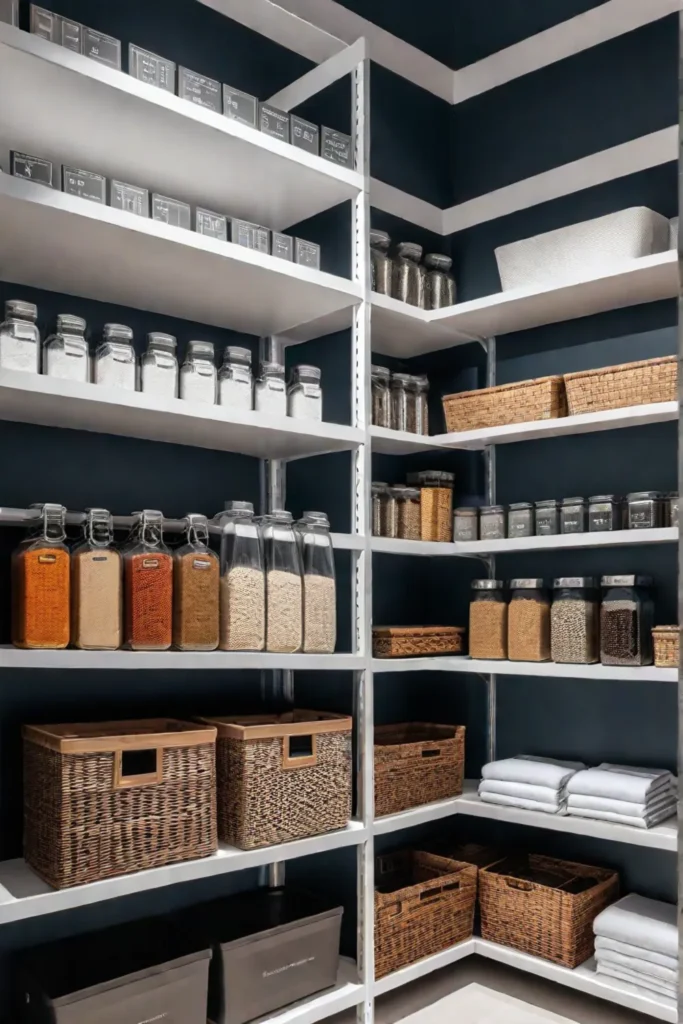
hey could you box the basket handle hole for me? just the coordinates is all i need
[421,749,440,758]
[121,748,157,777]
[289,735,313,758]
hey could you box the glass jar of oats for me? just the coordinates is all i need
[469,579,508,660]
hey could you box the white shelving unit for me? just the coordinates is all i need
[372,657,676,682]
[371,527,677,557]
[0,647,366,670]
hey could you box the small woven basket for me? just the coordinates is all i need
[652,625,679,668]
[375,850,477,978]
[375,722,465,816]
[442,376,566,433]
[563,355,677,415]
[373,625,466,658]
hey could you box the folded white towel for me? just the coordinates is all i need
[595,948,677,984]
[595,936,678,971]
[567,764,675,803]
[479,779,564,804]
[594,970,677,1009]
[481,755,584,789]
[567,792,675,818]
[478,791,567,815]
[594,895,677,958]
[567,805,675,829]
[596,963,677,999]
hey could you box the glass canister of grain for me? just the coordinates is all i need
[371,365,391,428]
[94,323,137,390]
[173,514,219,651]
[71,508,122,650]
[507,502,533,538]
[600,575,654,667]
[262,509,303,653]
[398,487,421,540]
[123,510,173,651]
[454,507,478,542]
[535,499,559,536]
[288,364,323,421]
[588,495,621,532]
[180,340,217,404]
[480,505,506,541]
[43,314,89,382]
[425,253,456,309]
[414,375,430,435]
[370,228,392,295]
[508,579,550,662]
[391,373,417,433]
[216,501,265,651]
[218,346,253,411]
[469,579,508,660]
[372,482,389,537]
[409,470,455,543]
[296,511,336,653]
[255,361,287,417]
[141,332,179,400]
[560,497,586,534]
[626,492,663,530]
[0,299,40,374]
[392,241,427,307]
[551,577,599,664]
[12,503,70,649]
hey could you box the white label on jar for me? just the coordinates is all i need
[142,363,178,399]
[255,382,287,417]
[0,329,39,373]
[193,558,212,570]
[288,389,322,421]
[219,376,253,410]
[180,366,216,404]
[95,354,137,390]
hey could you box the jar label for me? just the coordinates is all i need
[193,558,212,570]
[231,366,251,384]
[153,352,176,370]
[142,558,159,569]
[302,383,320,397]
[63,339,85,357]
[9,323,36,342]
[38,554,56,564]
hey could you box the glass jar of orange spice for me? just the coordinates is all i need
[173,514,219,651]
[12,503,70,649]
[123,510,173,651]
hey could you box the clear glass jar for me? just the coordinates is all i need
[454,507,478,542]
[262,509,303,653]
[669,494,679,528]
[507,502,533,538]
[218,346,252,411]
[123,510,173,651]
[215,501,265,651]
[297,511,336,653]
[560,497,586,535]
[287,364,322,421]
[397,487,421,540]
[425,253,456,309]
[95,324,137,390]
[392,241,427,307]
[371,365,391,428]
[600,575,654,667]
[535,499,559,536]
[372,482,388,537]
[382,486,403,539]
[255,361,286,417]
[508,579,550,662]
[469,579,507,660]
[588,495,621,532]
[408,470,455,542]
[43,314,89,382]
[414,375,429,435]
[391,373,418,433]
[626,491,663,530]
[12,503,70,649]
[180,340,216,405]
[370,228,392,295]
[480,505,506,540]
[551,577,599,664]
[173,514,219,652]
[141,332,178,399]
[0,299,40,374]
[71,508,122,651]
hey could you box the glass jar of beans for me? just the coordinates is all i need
[469,579,508,660]
[600,575,654,667]
[397,487,421,540]
[550,577,599,664]
[508,579,550,662]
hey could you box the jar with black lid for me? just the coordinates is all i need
[371,365,391,428]
[508,502,533,538]
[626,492,663,530]
[600,575,654,666]
[480,505,506,540]
[535,499,559,536]
[551,577,599,664]
[469,579,507,660]
[560,497,586,534]
[370,229,392,295]
[392,242,427,307]
[588,495,621,532]
[508,579,550,662]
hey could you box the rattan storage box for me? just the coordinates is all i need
[375,722,465,817]
[199,711,352,849]
[563,355,677,416]
[653,625,679,668]
[442,376,566,433]
[23,719,218,890]
[373,625,466,658]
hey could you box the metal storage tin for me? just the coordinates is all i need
[179,67,222,111]
[454,507,478,542]
[588,495,621,532]
[291,116,320,155]
[223,85,258,128]
[129,44,176,91]
[62,166,106,204]
[259,103,290,143]
[196,208,228,241]
[560,497,586,534]
[508,501,533,538]
[626,491,663,530]
[321,126,353,167]
[535,499,559,536]
[480,505,506,540]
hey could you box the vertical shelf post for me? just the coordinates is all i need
[484,337,497,763]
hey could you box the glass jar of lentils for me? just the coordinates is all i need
[600,575,654,667]
[551,577,599,664]
[397,487,421,540]
[371,365,391,428]
[508,579,550,662]
[469,580,508,660]
[391,373,417,433]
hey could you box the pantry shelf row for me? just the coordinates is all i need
[371,528,677,556]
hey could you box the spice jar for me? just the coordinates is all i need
[71,508,122,651]
[218,346,253,411]
[255,362,286,417]
[173,514,219,651]
[371,365,391,428]
[391,373,417,433]
[600,575,654,667]
[425,253,456,309]
[560,497,586,535]
[12,503,70,649]
[397,487,421,540]
[180,340,217,404]
[508,579,550,662]
[123,510,173,651]
[588,495,621,532]
[551,577,599,664]
[469,579,508,660]
[288,364,323,421]
[43,314,89,382]
[454,507,478,542]
[508,502,533,538]
[141,332,179,399]
[408,470,455,542]
[392,242,427,307]
[372,482,388,537]
[535,499,559,536]
[95,323,137,390]
[297,511,336,653]
[370,229,392,295]
[414,375,429,435]
[216,501,265,651]
[262,509,303,653]
[480,505,506,541]
[0,299,40,374]
[626,492,663,530]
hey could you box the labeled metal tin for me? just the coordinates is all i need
[109,180,149,217]
[321,126,353,167]
[223,85,258,128]
[11,151,54,187]
[83,26,121,69]
[152,194,191,229]
[179,67,222,112]
[62,166,106,204]
[291,116,320,155]
[129,44,176,92]
[196,207,228,241]
[295,239,321,270]
[259,103,290,143]
[231,219,270,254]
[272,233,294,261]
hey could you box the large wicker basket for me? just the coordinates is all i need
[23,719,218,890]
[479,853,619,968]
[563,355,677,415]
[375,722,465,817]
[198,710,352,850]
[375,850,477,978]
[652,625,679,668]
[373,625,466,658]
[442,376,566,433]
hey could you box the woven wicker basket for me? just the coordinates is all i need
[479,853,619,968]
[198,710,352,850]
[653,626,679,668]
[373,625,466,658]
[442,376,566,433]
[563,355,677,416]
[23,719,218,890]
[375,850,477,978]
[375,722,465,816]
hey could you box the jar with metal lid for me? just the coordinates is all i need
[414,375,429,435]
[218,346,252,411]
[560,497,586,535]
[262,509,303,653]
[173,513,220,652]
[372,482,388,537]
[508,579,550,662]
[469,579,508,660]
[480,505,506,541]
[370,228,392,295]
[392,241,427,307]
[391,373,418,433]
[180,340,216,404]
[551,577,599,664]
[454,507,478,542]
[255,361,286,417]
[382,486,404,539]
[141,332,178,399]
[535,499,559,536]
[123,510,173,651]
[600,575,654,666]
[215,500,265,651]
[588,495,621,532]
[95,324,137,391]
[43,314,89,382]
[0,299,40,374]
[288,364,322,421]
[71,508,122,651]
[296,511,336,653]
[408,470,455,542]
[507,502,533,538]
[371,365,391,428]
[397,487,421,540]
[626,491,663,530]
[425,253,456,309]
[12,503,70,649]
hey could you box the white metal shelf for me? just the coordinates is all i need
[372,657,676,681]
[372,527,677,557]
[0,647,364,670]
[374,939,476,996]
[0,23,363,232]
[369,426,447,455]
[261,960,363,1024]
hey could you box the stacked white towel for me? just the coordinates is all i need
[478,755,585,815]
[566,764,677,829]
[593,895,678,1003]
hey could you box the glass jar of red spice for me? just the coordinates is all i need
[12,503,70,649]
[123,510,173,651]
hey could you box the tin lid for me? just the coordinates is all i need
[535,499,558,508]
[396,241,423,262]
[601,575,653,587]
[407,471,455,486]
[653,625,679,633]
[472,579,505,590]
[561,496,585,506]
[264,509,293,524]
[6,299,37,320]
[223,500,254,514]
[389,485,409,497]
[300,510,330,527]
[369,229,390,251]
[481,504,505,514]
[403,487,420,499]
[625,491,662,501]
[455,506,478,515]
[511,578,545,589]
[371,364,391,380]
[148,332,177,351]
[589,494,618,503]
[509,501,533,511]
[415,374,429,391]
[260,361,285,377]
[104,323,133,342]
[424,253,453,272]
[554,577,597,588]
[222,346,250,364]
[292,364,321,381]
[372,481,388,494]
[391,372,416,387]
[188,340,214,359]
[57,314,86,334]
